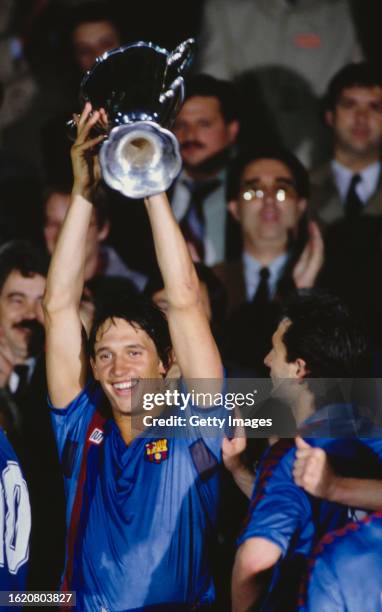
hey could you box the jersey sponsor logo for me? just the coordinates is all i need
[88,428,104,445]
[145,439,168,463]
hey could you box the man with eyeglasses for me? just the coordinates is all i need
[214,148,323,374]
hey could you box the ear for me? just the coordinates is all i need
[325,110,334,128]
[228,199,240,222]
[90,357,99,381]
[97,221,110,242]
[294,357,309,380]
[227,119,240,144]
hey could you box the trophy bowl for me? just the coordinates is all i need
[77,38,195,199]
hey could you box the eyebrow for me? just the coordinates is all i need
[6,292,26,299]
[95,343,146,355]
[242,177,295,188]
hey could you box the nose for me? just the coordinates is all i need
[24,301,39,320]
[355,107,369,122]
[111,354,130,378]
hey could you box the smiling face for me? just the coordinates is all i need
[230,159,306,252]
[0,270,45,361]
[90,317,166,417]
[327,86,382,160]
[173,96,238,172]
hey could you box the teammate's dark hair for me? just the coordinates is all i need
[88,294,172,370]
[69,2,122,38]
[325,62,382,112]
[226,147,310,201]
[184,74,239,124]
[0,240,49,293]
[281,291,369,378]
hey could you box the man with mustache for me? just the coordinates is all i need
[0,241,46,405]
[171,74,240,265]
[0,240,65,590]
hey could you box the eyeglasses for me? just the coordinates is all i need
[240,182,297,203]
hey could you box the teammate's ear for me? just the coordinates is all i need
[295,358,309,379]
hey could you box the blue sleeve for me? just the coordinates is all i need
[181,376,230,460]
[49,381,100,460]
[238,448,311,557]
[300,554,344,612]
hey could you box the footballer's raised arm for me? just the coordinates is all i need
[43,104,105,407]
[145,193,223,381]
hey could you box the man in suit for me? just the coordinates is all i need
[214,148,323,374]
[0,240,65,590]
[171,74,241,266]
[310,62,382,226]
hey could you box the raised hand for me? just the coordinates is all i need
[293,436,337,499]
[292,221,324,289]
[222,426,247,475]
[71,102,108,199]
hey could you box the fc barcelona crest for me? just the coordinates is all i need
[145,439,169,464]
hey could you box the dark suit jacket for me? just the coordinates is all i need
[214,257,298,375]
[310,162,382,227]
[12,356,66,590]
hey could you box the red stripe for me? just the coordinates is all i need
[298,512,382,607]
[62,410,106,593]
[239,439,294,536]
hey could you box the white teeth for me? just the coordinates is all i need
[113,380,138,390]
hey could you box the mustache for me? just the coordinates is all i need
[181,141,205,151]
[14,319,43,332]
[14,319,44,356]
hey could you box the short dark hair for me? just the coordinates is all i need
[282,291,368,378]
[69,2,122,38]
[0,241,49,293]
[227,147,310,201]
[43,183,110,230]
[88,294,172,370]
[325,62,382,112]
[184,74,239,124]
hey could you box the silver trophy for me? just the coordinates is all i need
[76,39,195,198]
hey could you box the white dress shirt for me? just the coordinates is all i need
[242,251,289,301]
[331,160,381,204]
[8,357,35,394]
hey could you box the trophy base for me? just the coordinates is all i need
[99,122,182,199]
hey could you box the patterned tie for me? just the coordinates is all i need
[252,267,270,308]
[180,179,220,262]
[345,174,363,219]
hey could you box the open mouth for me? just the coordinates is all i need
[111,379,139,395]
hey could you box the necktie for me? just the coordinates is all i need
[252,267,270,308]
[13,364,29,400]
[180,179,220,262]
[345,174,363,219]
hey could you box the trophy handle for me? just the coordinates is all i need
[159,76,185,127]
[167,38,195,74]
